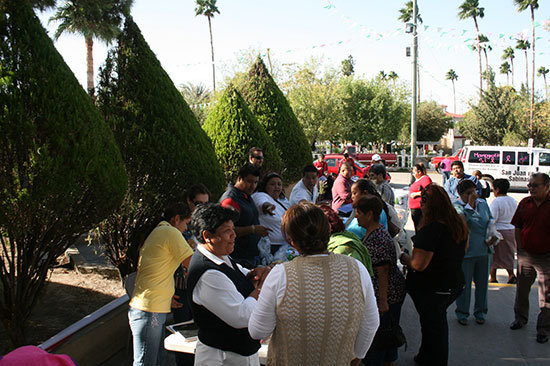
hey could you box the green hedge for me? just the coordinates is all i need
[203,85,283,182]
[0,0,127,347]
[96,17,224,277]
[237,57,312,181]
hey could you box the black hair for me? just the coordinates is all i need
[162,202,192,221]
[257,172,285,198]
[457,179,476,194]
[183,183,211,203]
[353,196,383,222]
[451,160,464,169]
[369,164,386,177]
[414,163,426,175]
[238,164,261,179]
[190,203,239,244]
[492,179,510,194]
[532,172,550,186]
[352,179,390,219]
[302,165,317,176]
[343,153,349,158]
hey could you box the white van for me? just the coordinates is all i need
[457,145,550,189]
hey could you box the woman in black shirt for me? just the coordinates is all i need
[400,184,469,366]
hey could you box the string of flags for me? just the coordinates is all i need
[172,1,550,69]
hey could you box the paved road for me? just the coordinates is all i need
[390,172,549,365]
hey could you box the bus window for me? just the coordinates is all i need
[468,150,500,164]
[502,151,515,165]
[518,152,532,165]
[539,152,550,166]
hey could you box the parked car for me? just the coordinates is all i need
[343,145,397,166]
[324,154,368,177]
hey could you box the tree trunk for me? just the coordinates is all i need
[530,6,535,138]
[208,16,216,92]
[507,73,510,85]
[86,36,94,97]
[474,17,483,96]
[510,57,515,87]
[452,80,456,114]
[544,75,548,100]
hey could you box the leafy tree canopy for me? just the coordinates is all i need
[401,101,453,142]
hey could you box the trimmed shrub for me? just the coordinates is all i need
[203,85,283,182]
[0,0,127,348]
[237,57,312,181]
[96,18,225,277]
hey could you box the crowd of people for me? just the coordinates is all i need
[126,146,550,366]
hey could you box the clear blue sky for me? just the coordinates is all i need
[38,0,550,114]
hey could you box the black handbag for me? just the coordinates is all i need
[371,319,406,350]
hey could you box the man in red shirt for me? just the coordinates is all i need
[510,173,550,344]
[314,153,328,177]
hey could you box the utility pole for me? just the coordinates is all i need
[410,0,418,168]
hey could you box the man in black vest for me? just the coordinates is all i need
[188,203,270,364]
[219,164,271,268]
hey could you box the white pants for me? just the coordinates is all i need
[194,340,260,366]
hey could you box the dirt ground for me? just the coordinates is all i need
[0,266,126,354]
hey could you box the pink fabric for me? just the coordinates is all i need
[0,346,76,366]
[409,175,433,209]
[331,174,352,212]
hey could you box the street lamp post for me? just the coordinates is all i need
[410,0,418,169]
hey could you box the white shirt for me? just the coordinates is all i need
[289,179,319,206]
[251,192,289,246]
[192,245,257,329]
[248,255,380,359]
[490,195,518,231]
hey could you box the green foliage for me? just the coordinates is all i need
[179,82,211,125]
[284,59,343,144]
[401,101,453,142]
[237,57,312,181]
[339,78,409,147]
[398,0,422,23]
[341,55,355,77]
[459,83,518,145]
[0,0,126,347]
[96,18,224,277]
[203,85,283,181]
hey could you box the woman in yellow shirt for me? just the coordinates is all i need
[129,203,194,366]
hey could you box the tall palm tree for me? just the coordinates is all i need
[514,0,539,137]
[537,66,549,100]
[398,1,422,104]
[502,46,515,86]
[446,69,458,113]
[478,34,492,71]
[180,81,211,106]
[500,62,511,85]
[195,0,220,92]
[458,0,485,96]
[50,0,133,96]
[516,39,531,90]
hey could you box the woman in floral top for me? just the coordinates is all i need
[354,196,406,366]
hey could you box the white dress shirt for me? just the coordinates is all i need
[289,179,319,206]
[248,255,380,359]
[192,245,257,329]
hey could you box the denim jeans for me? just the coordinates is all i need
[128,307,167,366]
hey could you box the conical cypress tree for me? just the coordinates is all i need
[96,18,225,277]
[0,0,127,347]
[203,85,283,182]
[238,57,312,181]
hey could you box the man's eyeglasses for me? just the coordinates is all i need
[527,183,540,189]
[252,155,264,160]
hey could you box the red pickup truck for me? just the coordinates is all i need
[323,154,368,177]
[343,145,397,166]
[431,149,462,169]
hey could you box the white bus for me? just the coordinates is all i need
[457,145,550,189]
